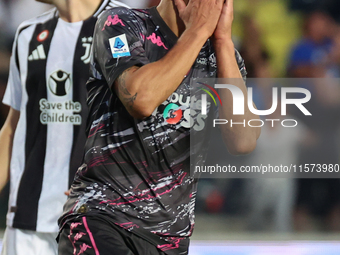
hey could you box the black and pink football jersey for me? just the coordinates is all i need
[59,7,246,254]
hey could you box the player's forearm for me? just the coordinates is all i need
[215,40,260,155]
[0,132,11,192]
[0,108,19,192]
[118,29,208,119]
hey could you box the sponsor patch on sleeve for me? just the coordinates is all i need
[109,34,131,58]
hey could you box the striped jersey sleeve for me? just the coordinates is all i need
[3,27,24,110]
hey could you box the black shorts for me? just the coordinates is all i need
[58,215,167,255]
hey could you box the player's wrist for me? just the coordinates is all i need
[183,27,211,44]
[214,39,235,54]
[213,37,234,48]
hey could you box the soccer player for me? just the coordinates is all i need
[58,0,260,254]
[0,0,129,254]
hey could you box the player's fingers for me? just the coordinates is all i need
[226,0,234,13]
[173,0,187,14]
[222,0,233,20]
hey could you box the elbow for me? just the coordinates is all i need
[227,126,261,155]
[228,139,257,156]
[122,79,158,119]
[224,131,259,155]
[127,104,156,120]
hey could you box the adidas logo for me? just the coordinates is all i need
[28,45,46,61]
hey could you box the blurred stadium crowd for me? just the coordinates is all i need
[1,0,340,235]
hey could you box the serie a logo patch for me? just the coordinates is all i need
[109,34,131,58]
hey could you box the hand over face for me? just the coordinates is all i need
[174,0,225,38]
[213,0,234,42]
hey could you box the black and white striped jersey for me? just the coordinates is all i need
[2,0,129,232]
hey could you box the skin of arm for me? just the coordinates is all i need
[114,30,208,119]
[114,0,225,119]
[0,108,20,192]
[213,0,260,155]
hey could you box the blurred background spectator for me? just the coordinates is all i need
[1,0,340,241]
[196,0,340,236]
[287,10,340,232]
[0,0,51,41]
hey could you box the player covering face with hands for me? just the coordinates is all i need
[175,0,259,154]
[57,0,260,255]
